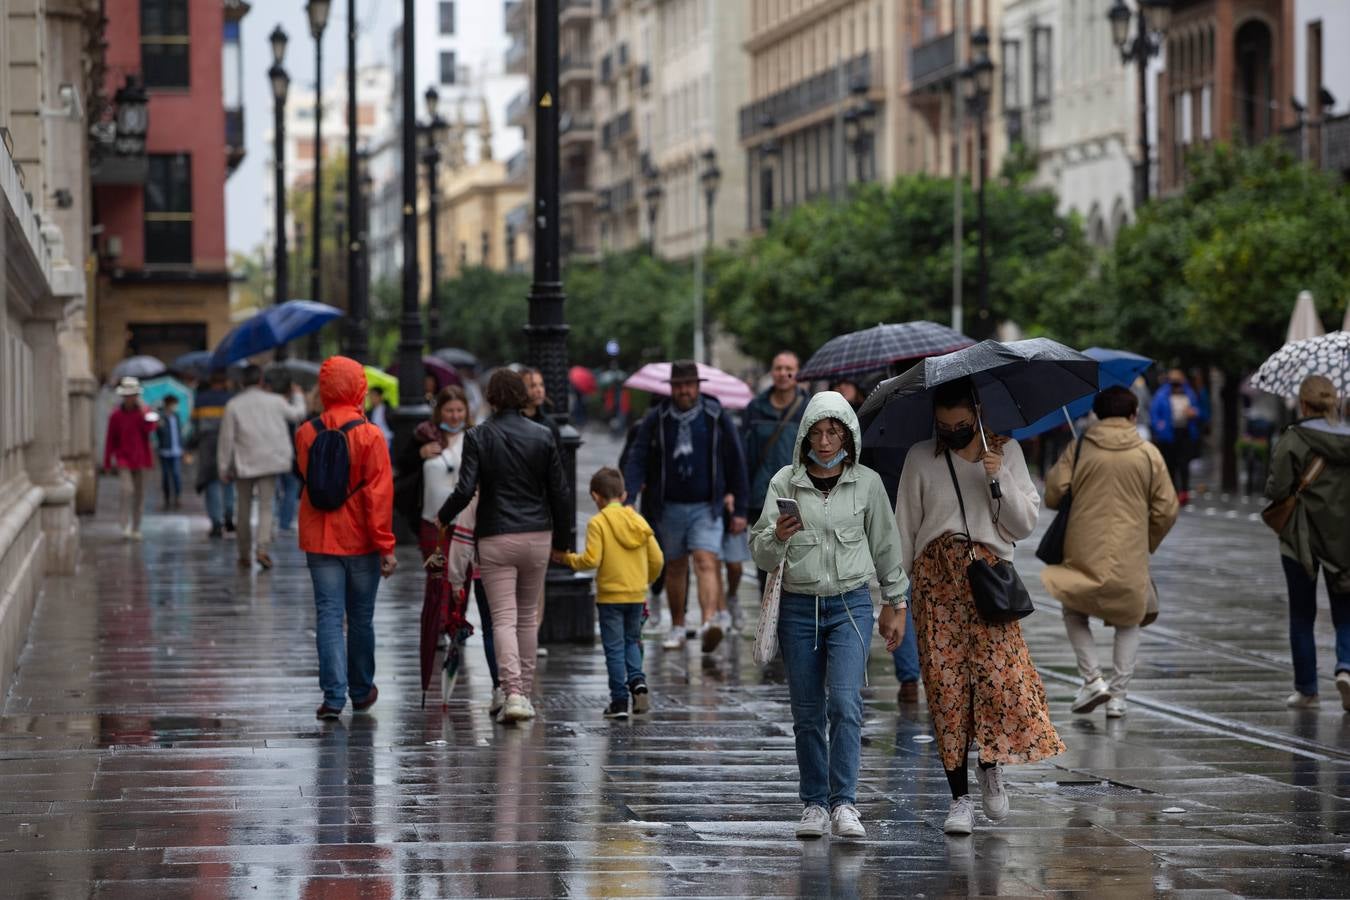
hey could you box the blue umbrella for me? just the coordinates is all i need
[1009,347,1153,440]
[140,376,193,431]
[209,300,342,368]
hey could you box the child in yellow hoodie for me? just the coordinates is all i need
[553,467,664,719]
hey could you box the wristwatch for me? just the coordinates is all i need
[886,597,907,611]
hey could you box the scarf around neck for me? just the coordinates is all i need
[667,402,703,459]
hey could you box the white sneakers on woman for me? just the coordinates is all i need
[975,764,1009,821]
[1071,678,1112,713]
[497,693,535,723]
[796,805,830,839]
[943,796,975,835]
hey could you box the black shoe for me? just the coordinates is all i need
[224,518,236,534]
[315,704,342,720]
[353,685,379,712]
[630,681,650,714]
[603,700,629,719]
[209,525,223,539]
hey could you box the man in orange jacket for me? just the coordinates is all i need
[296,356,398,719]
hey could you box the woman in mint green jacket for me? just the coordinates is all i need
[750,391,909,842]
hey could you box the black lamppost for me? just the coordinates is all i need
[421,86,446,348]
[306,0,331,359]
[1109,0,1171,207]
[962,28,995,340]
[394,0,428,453]
[843,82,877,182]
[758,129,780,229]
[343,0,367,362]
[354,148,372,356]
[643,167,663,252]
[334,187,347,323]
[269,25,290,361]
[696,148,720,363]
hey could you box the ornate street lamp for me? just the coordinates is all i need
[393,0,429,463]
[421,86,446,347]
[843,82,877,182]
[1108,0,1170,206]
[695,148,720,363]
[962,28,996,340]
[112,76,149,156]
[757,118,781,229]
[269,25,290,359]
[643,167,663,252]
[306,0,331,360]
[343,0,367,362]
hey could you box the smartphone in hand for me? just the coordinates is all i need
[776,497,802,522]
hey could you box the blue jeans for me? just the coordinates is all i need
[598,603,646,702]
[890,605,919,683]
[159,455,182,502]
[1283,554,1350,696]
[307,552,382,710]
[778,586,874,809]
[275,471,300,531]
[204,480,235,527]
[473,579,499,688]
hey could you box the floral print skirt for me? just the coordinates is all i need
[911,533,1065,771]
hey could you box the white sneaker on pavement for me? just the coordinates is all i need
[520,697,537,719]
[943,796,976,835]
[498,693,531,723]
[1336,671,1350,712]
[490,687,506,716]
[831,804,866,840]
[661,626,685,650]
[795,805,829,839]
[975,764,1009,822]
[1105,697,1127,718]
[1286,691,1319,709]
[1071,678,1112,714]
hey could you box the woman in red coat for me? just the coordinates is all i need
[104,377,159,539]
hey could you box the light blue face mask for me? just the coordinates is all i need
[808,448,848,469]
[439,422,465,434]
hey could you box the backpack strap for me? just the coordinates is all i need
[310,416,327,434]
[338,417,366,434]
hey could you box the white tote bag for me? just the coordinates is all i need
[753,561,786,666]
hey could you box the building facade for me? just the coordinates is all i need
[1288,0,1349,177]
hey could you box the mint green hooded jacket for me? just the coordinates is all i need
[749,391,909,606]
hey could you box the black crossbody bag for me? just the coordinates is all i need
[1035,430,1086,566]
[943,450,1034,624]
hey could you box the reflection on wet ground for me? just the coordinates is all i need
[2,432,1349,897]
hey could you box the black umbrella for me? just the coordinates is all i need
[859,338,1098,481]
[798,321,975,382]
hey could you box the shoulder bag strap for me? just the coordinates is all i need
[942,449,977,561]
[1068,430,1087,482]
[1293,454,1327,497]
[758,394,804,467]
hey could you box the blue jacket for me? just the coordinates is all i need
[740,387,809,512]
[623,394,750,520]
[1149,383,1203,444]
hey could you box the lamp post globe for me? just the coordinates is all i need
[269,24,288,65]
[269,64,289,102]
[1142,0,1172,35]
[306,0,331,39]
[424,85,440,122]
[1108,0,1132,49]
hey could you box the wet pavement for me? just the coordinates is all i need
[3,427,1350,898]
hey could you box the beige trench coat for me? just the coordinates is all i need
[1041,417,1180,627]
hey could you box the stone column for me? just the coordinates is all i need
[24,289,79,575]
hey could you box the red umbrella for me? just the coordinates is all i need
[569,365,598,396]
[417,540,474,708]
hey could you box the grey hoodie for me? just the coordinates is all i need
[750,391,909,606]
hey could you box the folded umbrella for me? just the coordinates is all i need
[209,300,342,368]
[1010,348,1153,440]
[859,339,1099,477]
[798,321,975,382]
[624,362,754,410]
[110,355,167,382]
[1250,331,1350,400]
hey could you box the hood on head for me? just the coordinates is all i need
[1293,420,1350,464]
[599,503,655,550]
[793,391,863,469]
[319,356,368,411]
[1085,416,1144,451]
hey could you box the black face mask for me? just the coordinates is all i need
[937,425,977,451]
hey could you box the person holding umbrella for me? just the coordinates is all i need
[103,377,160,539]
[894,377,1063,836]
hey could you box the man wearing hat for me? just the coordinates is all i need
[622,361,750,653]
[103,376,160,539]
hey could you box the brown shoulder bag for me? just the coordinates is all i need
[1261,455,1326,535]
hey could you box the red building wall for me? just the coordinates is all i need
[98,0,227,272]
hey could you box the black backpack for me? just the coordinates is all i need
[300,417,367,511]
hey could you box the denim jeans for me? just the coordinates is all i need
[159,455,182,503]
[473,580,499,688]
[778,585,874,809]
[890,605,919,683]
[204,480,235,528]
[275,471,300,531]
[307,552,382,710]
[598,603,646,702]
[1283,554,1350,696]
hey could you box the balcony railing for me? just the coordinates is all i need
[1279,113,1350,177]
[225,108,245,173]
[561,53,593,77]
[910,32,958,90]
[739,53,872,140]
[562,170,594,196]
[601,110,633,149]
[561,112,596,140]
[561,0,594,20]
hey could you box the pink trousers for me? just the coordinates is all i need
[477,531,551,696]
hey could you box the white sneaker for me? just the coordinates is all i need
[1105,697,1127,718]
[490,687,506,716]
[1336,671,1350,712]
[975,764,1009,822]
[520,697,537,719]
[130,530,143,541]
[943,795,976,835]
[661,626,685,650]
[1071,678,1112,714]
[536,647,549,658]
[121,523,133,539]
[498,693,531,723]
[830,803,866,840]
[1286,691,1320,709]
[713,610,733,631]
[795,805,829,839]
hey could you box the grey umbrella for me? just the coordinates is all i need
[798,321,974,382]
[858,338,1099,479]
[109,355,167,382]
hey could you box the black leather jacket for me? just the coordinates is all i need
[436,410,570,548]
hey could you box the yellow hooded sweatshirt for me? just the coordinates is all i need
[563,502,665,604]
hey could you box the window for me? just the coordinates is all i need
[1002,39,1022,111]
[440,51,457,85]
[1032,26,1053,107]
[439,2,455,35]
[145,153,193,265]
[141,0,189,88]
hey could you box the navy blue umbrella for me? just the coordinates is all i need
[1009,348,1153,440]
[858,339,1099,479]
[209,301,342,368]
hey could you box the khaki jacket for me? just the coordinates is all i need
[1041,418,1179,626]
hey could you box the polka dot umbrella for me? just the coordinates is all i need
[1250,331,1350,400]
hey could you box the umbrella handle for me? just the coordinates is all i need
[977,406,1004,500]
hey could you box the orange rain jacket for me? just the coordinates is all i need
[295,356,396,557]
